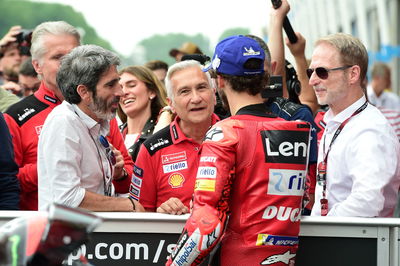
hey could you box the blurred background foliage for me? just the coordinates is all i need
[0,0,250,66]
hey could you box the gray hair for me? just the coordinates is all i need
[316,33,368,84]
[57,44,120,104]
[31,21,81,63]
[165,60,213,101]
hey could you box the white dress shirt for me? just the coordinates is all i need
[38,101,114,211]
[312,96,400,217]
[367,85,400,111]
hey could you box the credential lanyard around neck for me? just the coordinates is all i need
[318,101,368,216]
[74,109,112,196]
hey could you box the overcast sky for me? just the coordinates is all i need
[34,0,273,56]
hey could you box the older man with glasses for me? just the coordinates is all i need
[309,33,400,217]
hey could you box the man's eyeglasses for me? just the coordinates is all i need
[306,65,352,80]
[99,135,116,165]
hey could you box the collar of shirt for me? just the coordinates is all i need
[170,113,220,144]
[120,117,156,138]
[324,95,367,125]
[34,82,61,107]
[236,103,277,117]
[70,103,110,137]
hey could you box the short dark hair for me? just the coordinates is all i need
[145,60,168,71]
[19,57,37,77]
[57,44,120,104]
[217,58,269,95]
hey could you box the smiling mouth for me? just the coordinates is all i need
[123,99,136,105]
[314,87,326,93]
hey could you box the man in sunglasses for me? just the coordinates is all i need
[309,33,400,217]
[37,45,144,212]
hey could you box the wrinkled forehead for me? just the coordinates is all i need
[310,42,342,68]
[171,67,210,90]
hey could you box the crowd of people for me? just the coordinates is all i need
[1,0,400,265]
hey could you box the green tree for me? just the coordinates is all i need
[138,33,211,66]
[218,27,250,42]
[0,0,113,52]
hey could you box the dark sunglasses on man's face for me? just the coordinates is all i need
[306,65,352,80]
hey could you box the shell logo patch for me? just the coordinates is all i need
[168,173,185,188]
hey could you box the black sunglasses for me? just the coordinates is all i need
[306,65,352,79]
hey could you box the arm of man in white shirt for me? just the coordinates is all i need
[79,190,144,212]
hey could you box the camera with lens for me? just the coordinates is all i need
[15,29,33,56]
[262,60,301,104]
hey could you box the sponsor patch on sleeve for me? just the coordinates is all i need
[196,166,217,179]
[129,184,140,200]
[133,165,143,177]
[256,234,298,246]
[131,175,142,187]
[195,179,216,192]
[199,156,217,163]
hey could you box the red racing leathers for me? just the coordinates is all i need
[167,104,311,266]
[4,82,133,210]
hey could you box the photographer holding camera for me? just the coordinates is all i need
[0,25,33,99]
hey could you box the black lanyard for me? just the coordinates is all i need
[318,101,368,215]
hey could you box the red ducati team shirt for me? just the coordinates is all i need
[132,114,219,211]
[4,82,133,210]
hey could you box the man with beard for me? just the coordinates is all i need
[4,21,133,210]
[0,26,22,85]
[37,45,144,212]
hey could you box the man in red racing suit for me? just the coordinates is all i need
[166,35,311,266]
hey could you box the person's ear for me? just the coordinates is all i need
[77,85,91,103]
[149,91,156,100]
[348,65,361,85]
[216,75,225,89]
[167,97,176,113]
[32,59,42,75]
